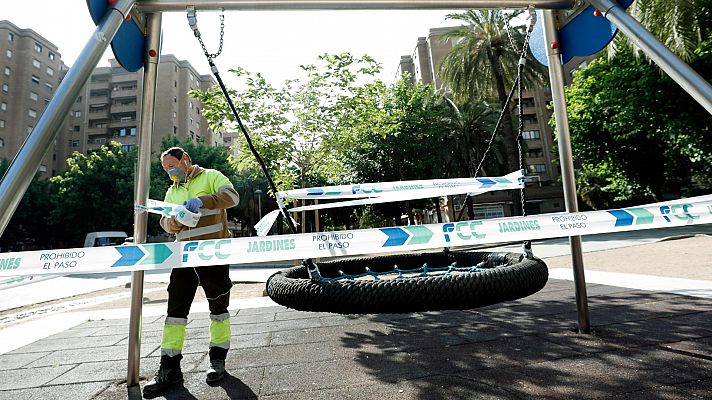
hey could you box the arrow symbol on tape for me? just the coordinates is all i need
[112,246,145,267]
[380,228,409,247]
[477,178,496,188]
[307,188,324,195]
[141,244,172,265]
[404,226,434,245]
[608,208,655,227]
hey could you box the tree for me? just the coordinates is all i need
[439,10,546,173]
[610,0,704,62]
[565,47,712,208]
[49,143,138,247]
[0,159,52,251]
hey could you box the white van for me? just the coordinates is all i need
[84,231,129,247]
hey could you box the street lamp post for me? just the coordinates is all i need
[254,189,263,220]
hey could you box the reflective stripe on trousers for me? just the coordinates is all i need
[161,316,188,357]
[209,312,231,350]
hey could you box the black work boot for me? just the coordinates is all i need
[143,356,183,398]
[206,359,226,383]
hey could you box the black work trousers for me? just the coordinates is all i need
[166,264,233,360]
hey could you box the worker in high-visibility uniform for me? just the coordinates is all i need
[143,147,240,397]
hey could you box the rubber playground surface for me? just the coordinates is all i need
[0,236,710,399]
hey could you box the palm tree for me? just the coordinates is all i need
[616,0,704,62]
[439,10,545,174]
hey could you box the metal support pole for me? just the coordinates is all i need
[127,12,163,387]
[0,0,136,238]
[589,0,712,115]
[136,0,575,12]
[542,10,590,333]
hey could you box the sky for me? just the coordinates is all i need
[4,1,466,87]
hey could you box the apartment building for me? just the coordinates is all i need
[0,20,66,176]
[398,26,566,218]
[58,55,221,172]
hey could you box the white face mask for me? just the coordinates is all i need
[167,159,187,183]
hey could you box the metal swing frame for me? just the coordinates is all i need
[0,0,710,388]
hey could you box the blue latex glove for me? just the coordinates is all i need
[183,197,203,213]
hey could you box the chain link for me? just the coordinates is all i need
[195,11,225,60]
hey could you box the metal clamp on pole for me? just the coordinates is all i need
[186,5,200,38]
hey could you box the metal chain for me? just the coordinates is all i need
[188,8,225,61]
[504,13,520,53]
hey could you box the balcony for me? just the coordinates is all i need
[111,88,137,99]
[88,108,109,120]
[86,126,109,136]
[111,104,138,114]
[88,95,109,105]
[110,118,137,128]
[91,81,110,91]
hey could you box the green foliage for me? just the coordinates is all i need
[49,143,137,247]
[565,47,712,208]
[439,10,546,172]
[0,159,52,251]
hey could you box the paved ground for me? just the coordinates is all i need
[0,237,711,399]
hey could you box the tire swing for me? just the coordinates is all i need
[267,251,548,314]
[268,10,547,314]
[187,8,548,314]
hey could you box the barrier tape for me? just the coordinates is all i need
[278,170,524,200]
[1,194,711,277]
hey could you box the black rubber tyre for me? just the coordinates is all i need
[266,251,548,314]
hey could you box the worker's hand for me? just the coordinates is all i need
[183,197,203,212]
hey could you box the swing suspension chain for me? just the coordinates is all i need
[456,8,537,224]
[187,7,225,61]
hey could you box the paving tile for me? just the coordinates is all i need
[225,342,334,370]
[0,364,76,390]
[0,381,110,400]
[0,351,51,370]
[26,345,132,367]
[235,306,287,316]
[236,318,323,335]
[9,334,127,354]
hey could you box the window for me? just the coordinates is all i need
[527,148,544,158]
[45,83,53,93]
[0,120,4,128]
[174,81,177,87]
[71,140,79,147]
[48,52,55,61]
[1,102,6,111]
[173,96,177,103]
[95,122,107,128]
[172,111,177,118]
[522,114,538,125]
[39,164,47,173]
[3,67,9,76]
[32,59,41,69]
[189,102,194,109]
[34,43,43,53]
[122,144,133,152]
[529,164,547,173]
[130,127,136,136]
[46,67,54,76]
[6,50,12,58]
[30,91,38,101]
[29,109,37,118]
[0,137,4,147]
[76,96,82,103]
[74,111,81,118]
[27,126,33,133]
[173,126,177,134]
[522,130,541,140]
[8,32,14,42]
[189,117,193,125]
[2,83,7,93]
[73,125,81,132]
[31,75,40,84]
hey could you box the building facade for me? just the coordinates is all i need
[398,26,566,218]
[58,55,222,173]
[0,20,66,176]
